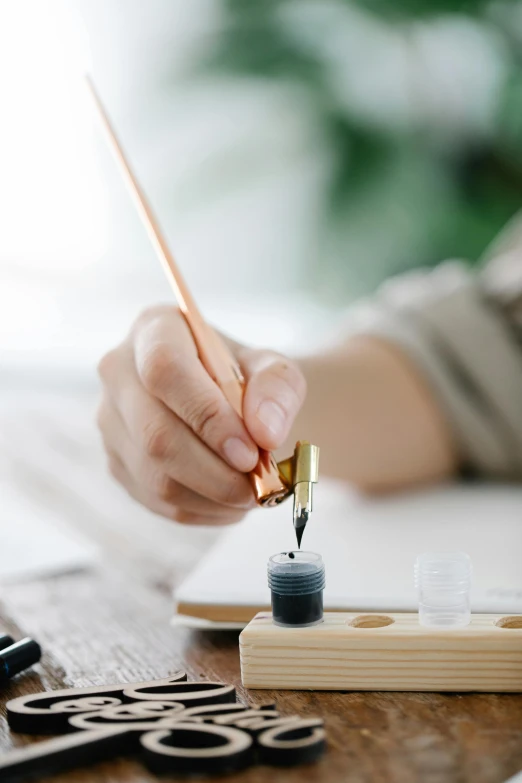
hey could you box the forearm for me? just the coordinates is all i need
[280,335,458,493]
[283,240,522,491]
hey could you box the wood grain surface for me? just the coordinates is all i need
[1,390,522,783]
[240,612,522,692]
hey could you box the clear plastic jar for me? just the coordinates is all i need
[415,552,472,628]
[268,551,325,627]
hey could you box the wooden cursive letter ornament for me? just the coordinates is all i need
[1,673,325,780]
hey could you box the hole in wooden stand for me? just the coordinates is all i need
[350,615,394,629]
[495,616,522,629]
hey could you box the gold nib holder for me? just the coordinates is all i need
[250,441,319,508]
[277,441,319,488]
[277,441,319,496]
[277,441,319,537]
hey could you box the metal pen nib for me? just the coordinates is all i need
[291,442,320,548]
[294,483,311,548]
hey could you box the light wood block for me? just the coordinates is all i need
[240,612,522,692]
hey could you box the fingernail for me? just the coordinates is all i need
[256,400,287,442]
[223,438,257,472]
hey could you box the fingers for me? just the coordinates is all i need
[98,399,249,525]
[96,304,307,527]
[107,450,244,526]
[237,348,307,451]
[105,449,180,521]
[98,354,255,509]
[133,309,259,472]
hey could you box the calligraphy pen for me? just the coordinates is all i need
[85,76,318,546]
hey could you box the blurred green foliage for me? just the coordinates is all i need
[196,0,522,296]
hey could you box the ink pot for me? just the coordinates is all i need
[415,552,472,628]
[268,551,325,627]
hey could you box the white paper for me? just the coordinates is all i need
[170,614,244,631]
[175,479,522,628]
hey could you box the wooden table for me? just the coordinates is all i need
[1,390,522,783]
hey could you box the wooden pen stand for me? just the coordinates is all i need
[240,612,522,692]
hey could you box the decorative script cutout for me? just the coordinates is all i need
[2,673,325,779]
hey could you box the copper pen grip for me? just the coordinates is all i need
[194,321,290,507]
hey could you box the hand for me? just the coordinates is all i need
[97,305,306,525]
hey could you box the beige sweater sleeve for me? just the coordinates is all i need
[352,214,522,480]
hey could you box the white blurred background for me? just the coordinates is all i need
[0,0,520,584]
[2,0,518,389]
[0,0,347,579]
[0,0,340,389]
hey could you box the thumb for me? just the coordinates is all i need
[238,349,307,451]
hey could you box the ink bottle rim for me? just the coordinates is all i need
[268,551,325,596]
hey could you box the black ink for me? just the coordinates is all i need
[267,552,325,627]
[294,510,308,549]
[271,591,323,627]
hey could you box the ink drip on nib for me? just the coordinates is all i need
[294,502,308,549]
[291,442,320,548]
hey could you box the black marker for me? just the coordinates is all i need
[0,634,15,652]
[0,638,41,686]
